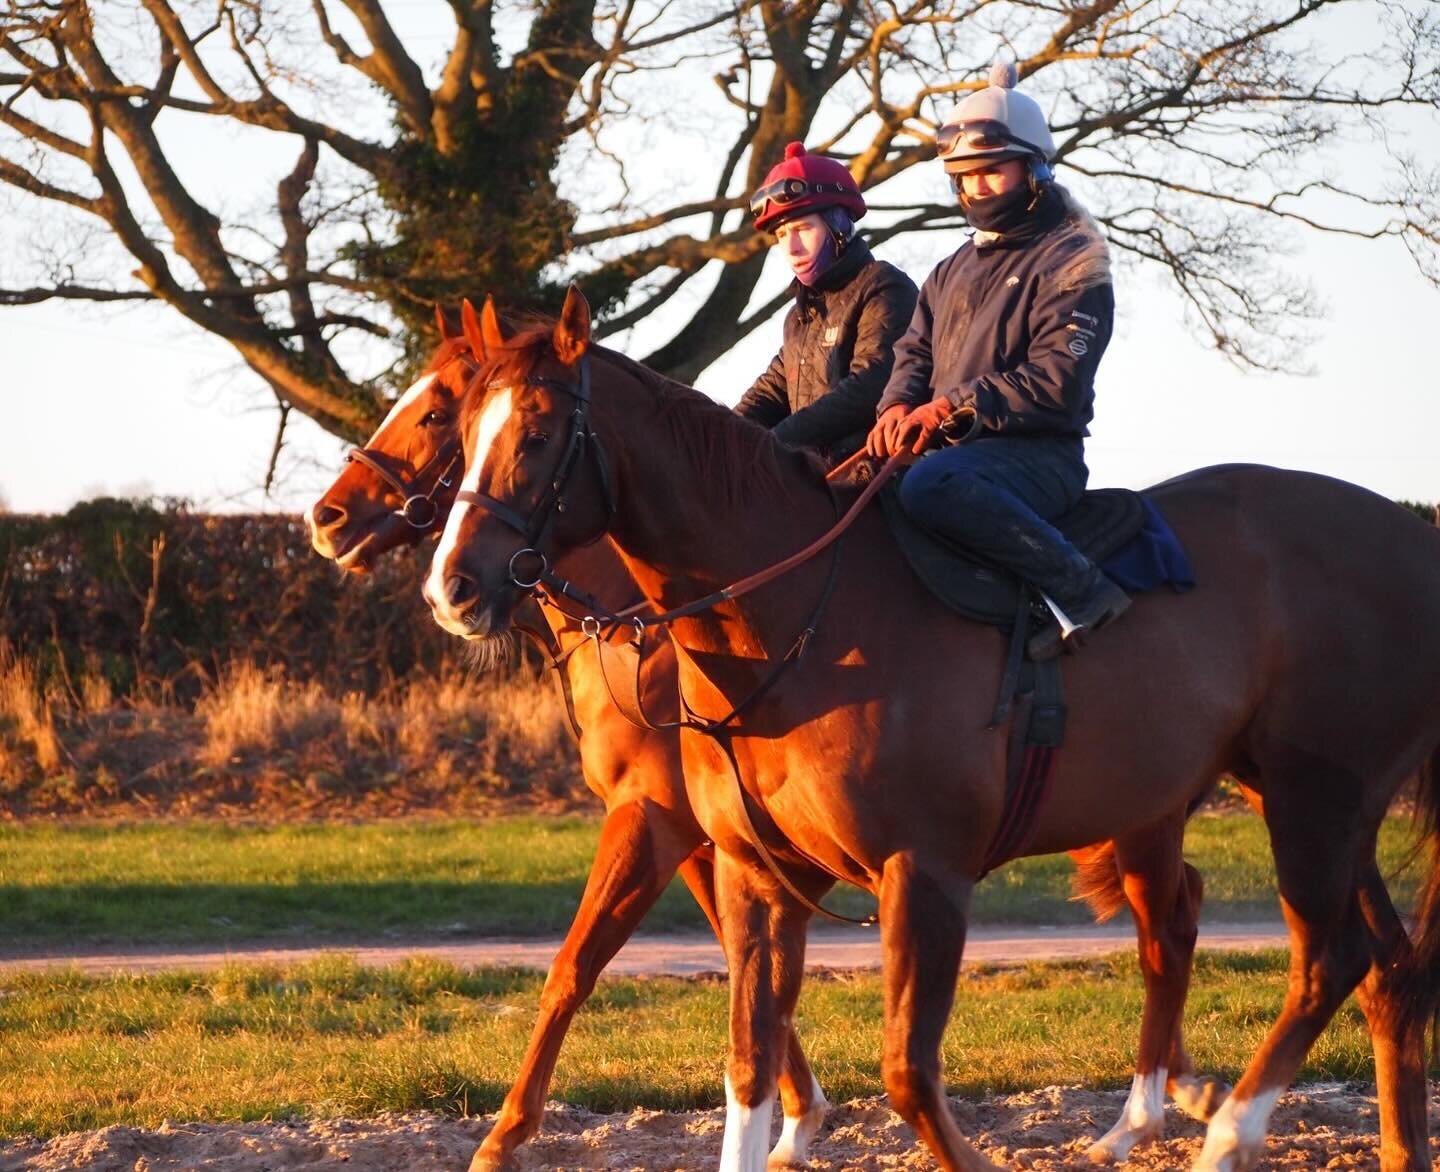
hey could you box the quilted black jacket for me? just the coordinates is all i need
[736,238,918,460]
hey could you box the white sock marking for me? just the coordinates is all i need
[426,388,513,629]
[1089,1068,1166,1162]
[1195,1086,1283,1171]
[769,1071,827,1166]
[720,1073,775,1172]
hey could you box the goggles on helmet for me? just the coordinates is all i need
[749,177,853,218]
[936,119,1047,160]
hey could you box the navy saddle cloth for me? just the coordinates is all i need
[878,479,1192,625]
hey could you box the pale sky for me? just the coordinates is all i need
[2,5,1437,515]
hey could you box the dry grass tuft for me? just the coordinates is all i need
[0,641,64,775]
[195,662,337,766]
[0,648,585,818]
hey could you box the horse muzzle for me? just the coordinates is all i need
[423,571,516,641]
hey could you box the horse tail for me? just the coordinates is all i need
[1069,841,1127,923]
[1398,741,1440,1059]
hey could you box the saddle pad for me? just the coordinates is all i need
[878,480,1147,625]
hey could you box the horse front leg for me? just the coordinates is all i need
[714,848,817,1172]
[677,848,830,1168]
[470,799,693,1172]
[879,851,1002,1172]
[1089,822,1211,1165]
[1163,861,1230,1124]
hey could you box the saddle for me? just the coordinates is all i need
[878,479,1147,626]
[876,478,1151,877]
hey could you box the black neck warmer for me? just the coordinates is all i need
[964,182,1064,247]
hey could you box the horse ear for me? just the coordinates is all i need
[480,295,510,350]
[434,303,451,340]
[554,284,591,366]
[460,298,487,359]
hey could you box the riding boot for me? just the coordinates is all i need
[1026,556,1131,660]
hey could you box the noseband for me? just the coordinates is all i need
[347,439,463,531]
[453,355,616,591]
[346,363,480,531]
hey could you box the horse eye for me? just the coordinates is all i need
[522,431,550,451]
[420,410,448,427]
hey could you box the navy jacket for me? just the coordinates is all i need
[738,238,917,460]
[877,186,1113,438]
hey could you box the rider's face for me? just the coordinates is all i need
[774,214,831,277]
[957,159,1028,201]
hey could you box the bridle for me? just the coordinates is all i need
[452,355,616,593]
[347,438,463,531]
[345,362,479,532]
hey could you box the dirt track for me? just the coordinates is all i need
[4,1083,1435,1170]
[0,921,1289,977]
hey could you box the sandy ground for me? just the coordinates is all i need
[0,922,1290,978]
[3,1084,1436,1170]
[7,929,1429,1170]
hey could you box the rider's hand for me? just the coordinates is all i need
[865,404,911,458]
[894,397,956,455]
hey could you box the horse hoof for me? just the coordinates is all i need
[468,1145,518,1172]
[1086,1122,1160,1165]
[1171,1075,1231,1123]
[767,1093,829,1167]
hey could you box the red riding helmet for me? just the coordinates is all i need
[750,142,866,234]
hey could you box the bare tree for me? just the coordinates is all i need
[2,0,1436,442]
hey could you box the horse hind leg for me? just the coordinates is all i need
[1355,739,1440,1172]
[1194,770,1374,1172]
[878,852,1003,1172]
[1353,861,1431,1172]
[677,846,829,1168]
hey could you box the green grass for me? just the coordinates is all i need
[0,949,1401,1139]
[0,814,1424,948]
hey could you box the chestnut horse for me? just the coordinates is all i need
[308,320,831,1171]
[311,314,1226,1167]
[427,287,1440,1172]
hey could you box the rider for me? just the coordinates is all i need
[737,143,918,465]
[866,61,1128,657]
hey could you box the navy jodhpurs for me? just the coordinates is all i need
[897,435,1098,601]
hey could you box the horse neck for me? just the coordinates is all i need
[589,362,837,651]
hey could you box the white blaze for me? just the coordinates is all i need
[426,388,514,618]
[367,373,436,444]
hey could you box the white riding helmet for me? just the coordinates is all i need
[937,59,1056,176]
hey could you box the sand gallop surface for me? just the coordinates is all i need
[4,1083,1436,1171]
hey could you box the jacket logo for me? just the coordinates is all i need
[1067,337,1089,357]
[1006,275,1020,287]
[822,326,840,347]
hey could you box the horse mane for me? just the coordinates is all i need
[591,343,820,510]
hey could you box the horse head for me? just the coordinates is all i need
[424,286,613,640]
[307,305,474,573]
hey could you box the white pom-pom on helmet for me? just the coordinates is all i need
[936,58,1055,182]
